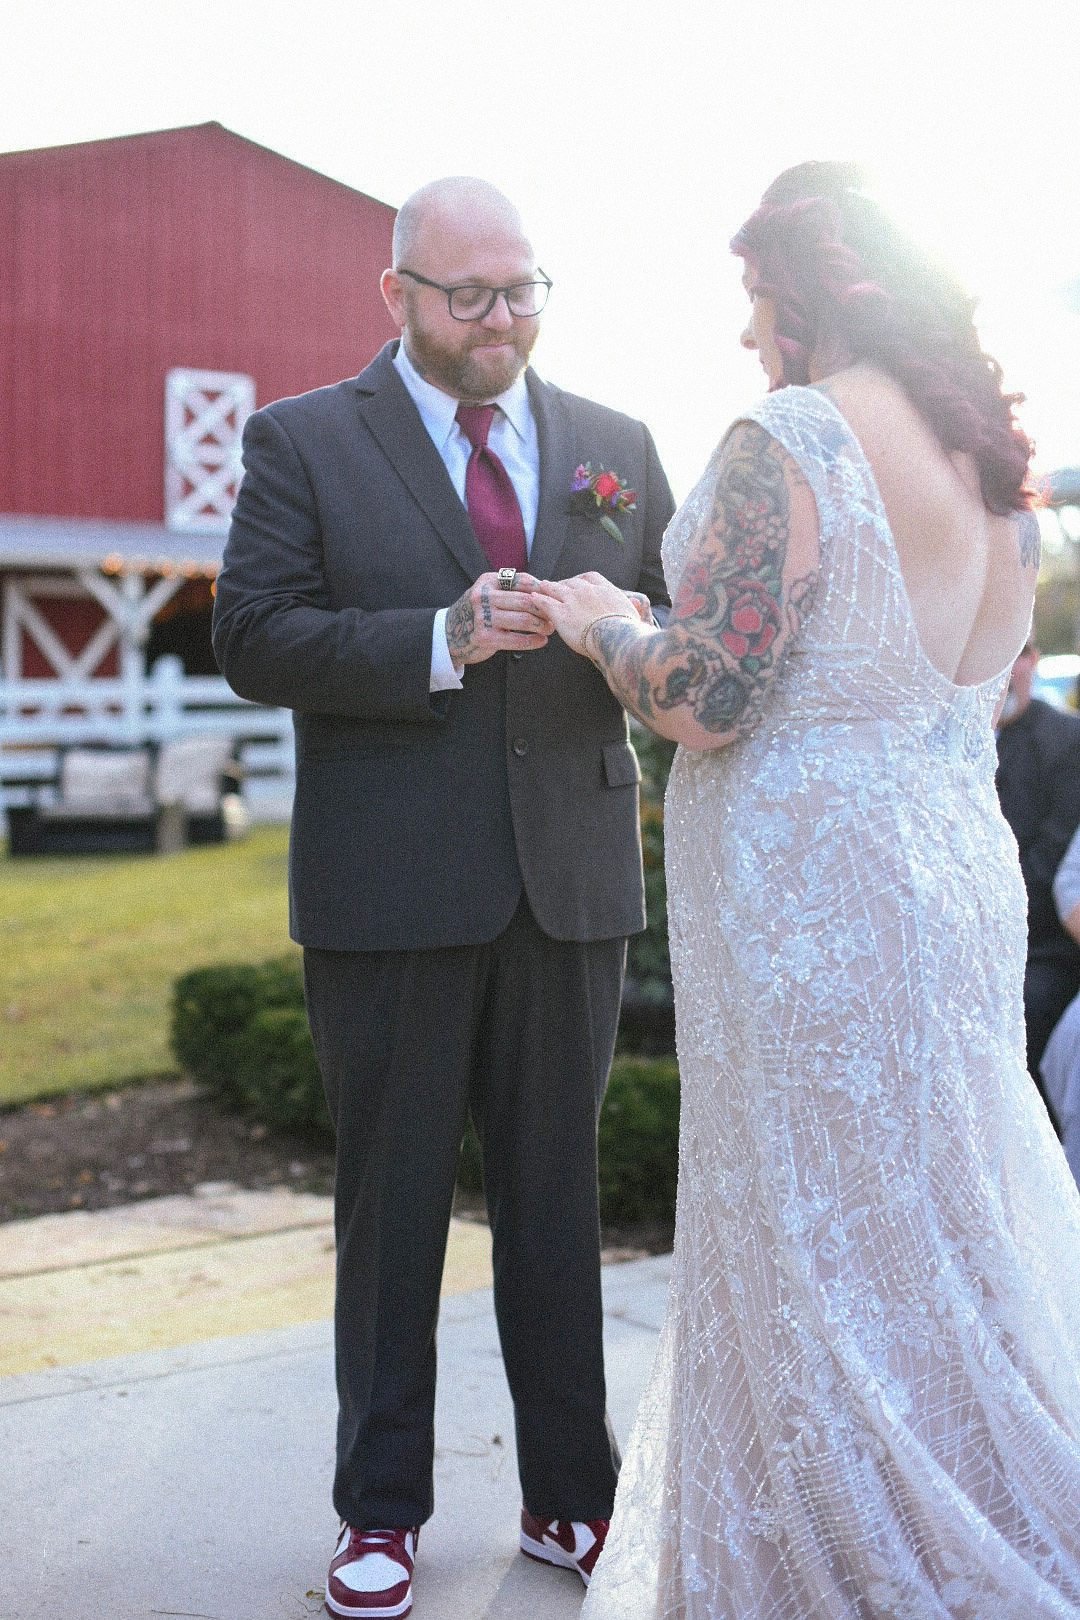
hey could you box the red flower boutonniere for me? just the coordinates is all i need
[570,463,637,544]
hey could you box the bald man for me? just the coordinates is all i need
[213,177,674,1617]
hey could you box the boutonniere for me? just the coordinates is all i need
[569,463,637,544]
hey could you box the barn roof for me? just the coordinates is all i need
[0,514,223,576]
[0,120,391,208]
[0,121,397,527]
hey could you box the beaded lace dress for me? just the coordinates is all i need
[583,386,1080,1618]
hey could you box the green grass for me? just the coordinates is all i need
[0,826,295,1107]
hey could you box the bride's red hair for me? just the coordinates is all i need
[730,162,1035,514]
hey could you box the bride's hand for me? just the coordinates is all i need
[534,573,647,658]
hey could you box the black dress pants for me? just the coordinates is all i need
[302,897,624,1530]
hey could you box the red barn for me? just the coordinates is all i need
[0,122,397,818]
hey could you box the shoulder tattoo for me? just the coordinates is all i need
[1017,510,1041,571]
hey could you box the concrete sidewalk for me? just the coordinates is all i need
[0,1186,491,1376]
[0,1189,669,1620]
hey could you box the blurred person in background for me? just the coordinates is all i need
[996,638,1080,1083]
[1039,820,1080,1185]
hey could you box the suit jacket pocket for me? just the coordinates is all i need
[603,741,642,788]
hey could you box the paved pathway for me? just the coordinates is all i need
[0,1187,669,1620]
[0,1186,491,1376]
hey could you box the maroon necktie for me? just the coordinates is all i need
[455,404,528,572]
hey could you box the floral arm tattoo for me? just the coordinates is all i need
[590,422,820,747]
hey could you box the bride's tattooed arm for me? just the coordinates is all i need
[588,423,820,750]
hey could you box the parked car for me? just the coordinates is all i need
[1034,654,1080,711]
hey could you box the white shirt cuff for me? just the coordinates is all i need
[430,607,465,691]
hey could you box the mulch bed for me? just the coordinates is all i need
[0,1078,674,1256]
[0,1077,335,1223]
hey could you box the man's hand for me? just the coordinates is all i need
[445,572,554,665]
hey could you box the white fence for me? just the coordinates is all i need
[0,656,295,820]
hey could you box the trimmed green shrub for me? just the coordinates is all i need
[624,721,676,1048]
[171,960,681,1223]
[457,1054,680,1224]
[457,1117,484,1197]
[232,1003,332,1135]
[598,1055,680,1223]
[171,956,308,1113]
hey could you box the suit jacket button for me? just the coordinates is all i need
[511,651,524,660]
[512,737,528,757]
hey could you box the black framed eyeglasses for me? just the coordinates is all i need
[397,267,552,321]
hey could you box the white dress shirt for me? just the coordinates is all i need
[392,340,541,691]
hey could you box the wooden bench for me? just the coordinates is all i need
[5,739,245,856]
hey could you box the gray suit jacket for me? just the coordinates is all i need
[212,341,675,951]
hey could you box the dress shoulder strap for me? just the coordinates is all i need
[733,385,879,539]
[738,380,848,498]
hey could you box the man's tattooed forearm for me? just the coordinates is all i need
[445,595,475,659]
[590,423,819,741]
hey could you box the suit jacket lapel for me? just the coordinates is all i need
[526,371,574,581]
[354,344,490,583]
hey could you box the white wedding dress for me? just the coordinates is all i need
[583,387,1080,1618]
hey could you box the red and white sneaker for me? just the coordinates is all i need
[520,1508,609,1586]
[325,1522,419,1618]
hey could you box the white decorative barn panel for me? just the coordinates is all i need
[164,368,255,533]
[2,572,183,682]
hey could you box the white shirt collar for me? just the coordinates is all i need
[394,338,532,448]
[491,373,532,443]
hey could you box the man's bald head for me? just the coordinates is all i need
[392,177,533,271]
[381,176,544,401]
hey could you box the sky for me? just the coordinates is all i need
[3,0,1079,499]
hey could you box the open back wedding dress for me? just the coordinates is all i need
[583,386,1080,1618]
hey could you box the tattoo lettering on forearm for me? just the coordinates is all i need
[588,422,819,742]
[480,586,493,628]
[445,595,475,660]
[1017,511,1041,570]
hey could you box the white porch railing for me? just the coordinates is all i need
[0,656,294,819]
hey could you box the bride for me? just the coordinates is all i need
[537,162,1080,1616]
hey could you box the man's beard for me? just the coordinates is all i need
[406,325,534,400]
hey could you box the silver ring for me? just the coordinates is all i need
[498,567,518,591]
